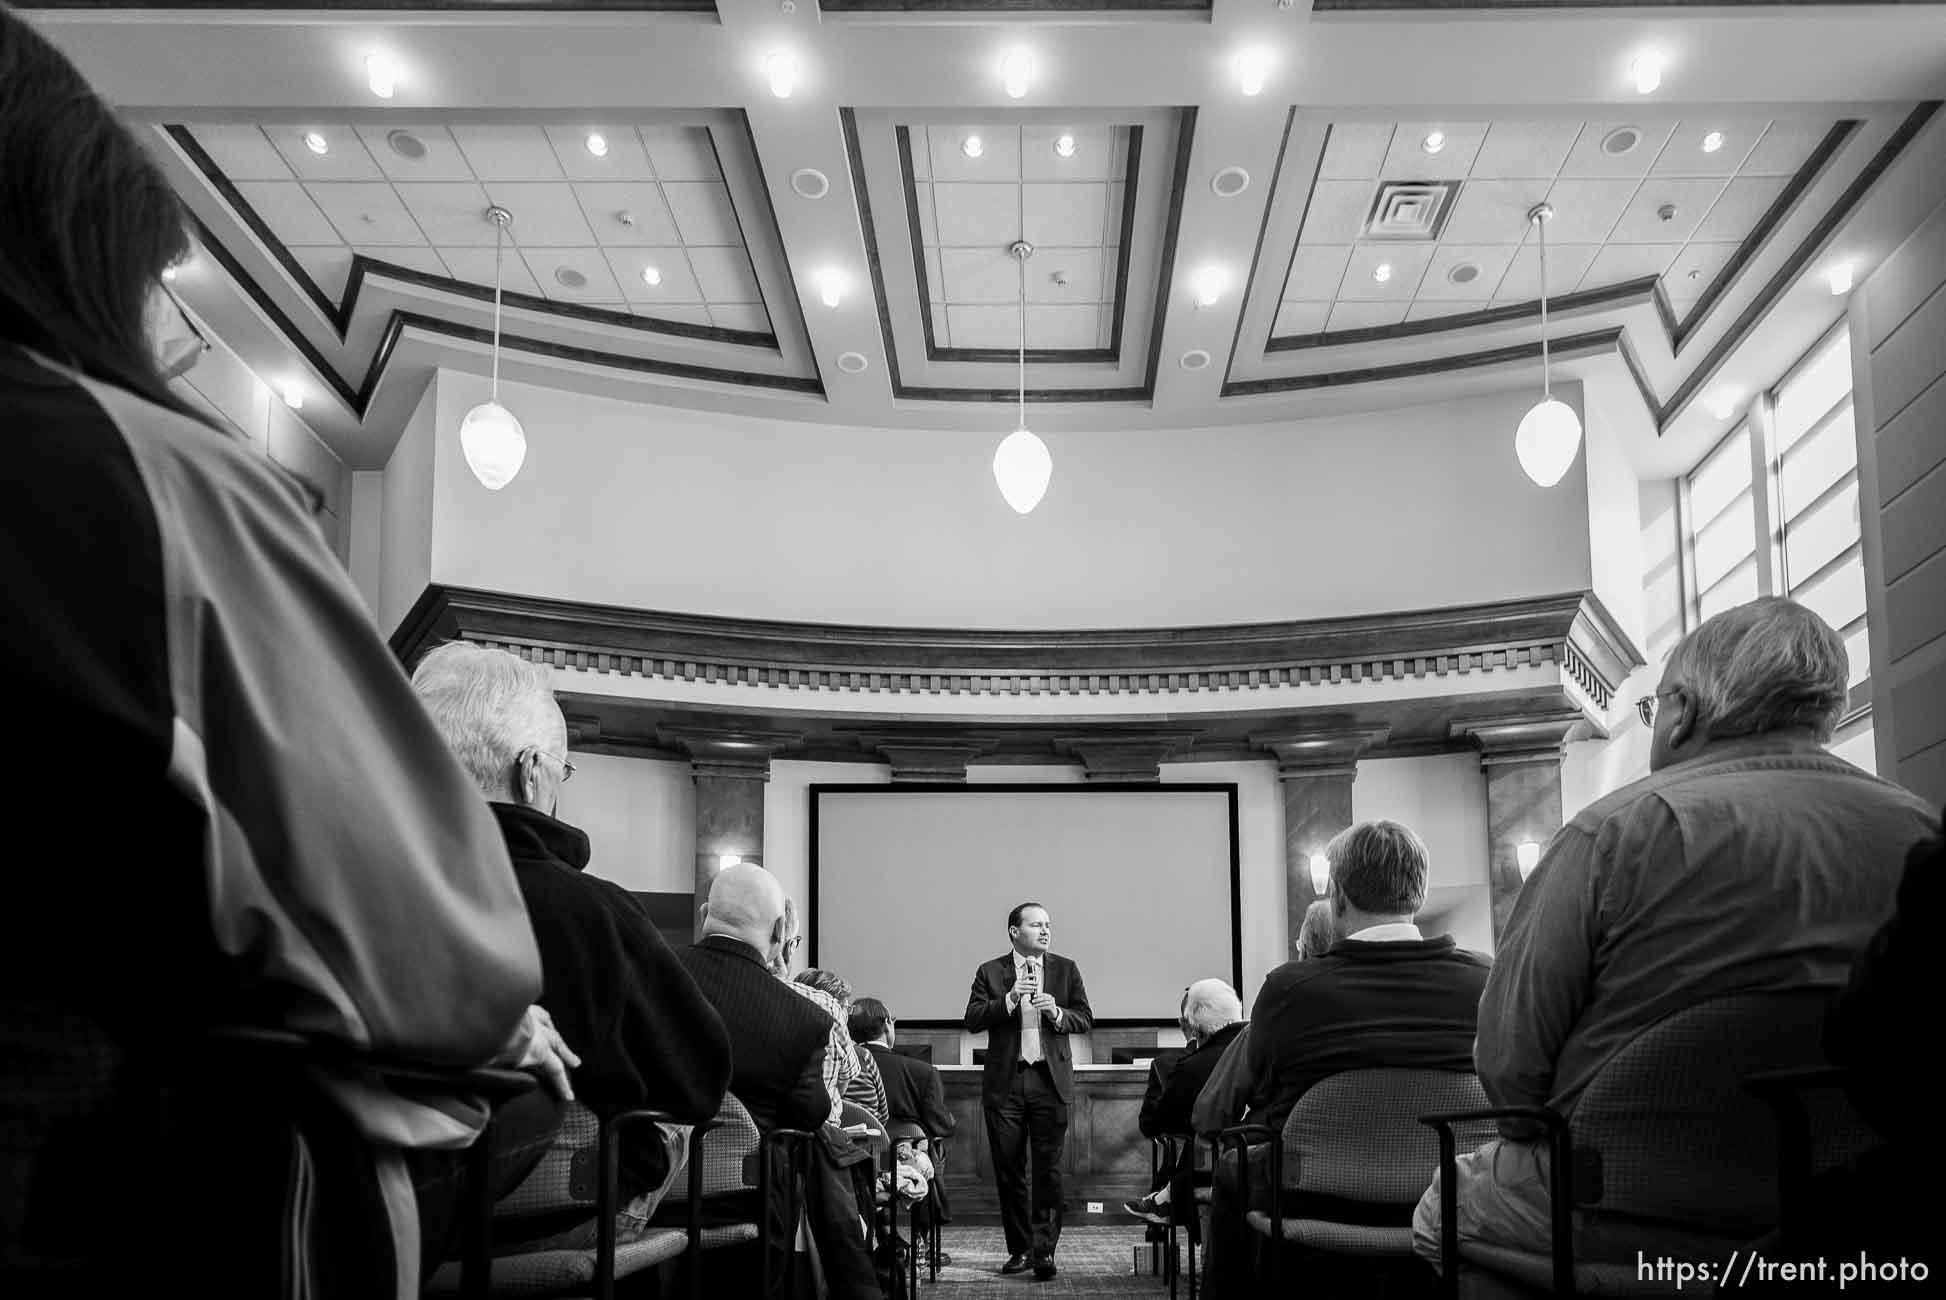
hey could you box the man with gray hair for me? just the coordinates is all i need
[1412,597,1935,1266]
[1123,979,1247,1224]
[412,642,733,1240]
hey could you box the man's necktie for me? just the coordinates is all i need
[1019,958,1043,1064]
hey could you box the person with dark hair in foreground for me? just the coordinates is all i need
[0,7,569,1294]
[1414,598,1936,1267]
[965,903,1095,1280]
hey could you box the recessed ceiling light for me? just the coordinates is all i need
[585,133,609,158]
[1000,50,1033,100]
[765,51,798,100]
[365,54,398,100]
[386,130,427,160]
[1708,390,1742,420]
[303,132,329,156]
[554,267,588,290]
[1630,51,1664,95]
[1448,262,1480,285]
[837,351,869,374]
[1421,131,1446,155]
[1054,134,1077,159]
[790,168,830,199]
[641,265,663,287]
[279,383,304,411]
[1211,166,1251,199]
[1191,267,1227,308]
[962,135,984,159]
[1601,126,1643,157]
[1234,47,1272,97]
[1828,262,1854,295]
[1373,263,1394,283]
[814,268,847,308]
[1701,130,1724,154]
[1179,349,1212,371]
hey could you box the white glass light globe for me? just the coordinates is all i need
[460,400,527,491]
[993,427,1052,514]
[1515,397,1582,488]
[1308,853,1330,895]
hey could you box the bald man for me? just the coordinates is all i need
[677,864,832,1133]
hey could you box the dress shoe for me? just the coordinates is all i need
[1033,1258,1058,1281]
[1000,1253,1031,1275]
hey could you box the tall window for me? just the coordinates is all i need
[1680,323,1875,770]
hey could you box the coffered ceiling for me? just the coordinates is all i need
[26,0,1946,470]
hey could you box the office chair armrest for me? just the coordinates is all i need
[1418,1104,1575,1300]
[1215,1124,1276,1207]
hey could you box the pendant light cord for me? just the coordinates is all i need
[1537,209,1551,400]
[1016,247,1026,431]
[490,215,505,403]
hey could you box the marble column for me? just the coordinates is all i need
[661,727,799,916]
[1451,713,1583,943]
[1255,726,1388,958]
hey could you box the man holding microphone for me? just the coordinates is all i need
[964,903,1094,1281]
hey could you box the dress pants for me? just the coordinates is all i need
[984,1061,1067,1262]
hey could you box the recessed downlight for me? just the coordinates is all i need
[1373,263,1394,284]
[1000,50,1033,100]
[1828,262,1854,295]
[386,130,427,160]
[641,265,663,287]
[1708,390,1742,420]
[1601,126,1643,157]
[303,132,329,156]
[1211,166,1251,199]
[279,382,304,411]
[1054,134,1077,159]
[814,268,847,308]
[1448,262,1480,285]
[1191,266,1227,308]
[1233,47,1271,97]
[1701,130,1725,154]
[1421,131,1446,155]
[837,351,869,374]
[585,133,609,158]
[1179,349,1212,371]
[1630,50,1664,95]
[365,54,398,100]
[765,51,798,100]
[962,135,984,160]
[790,168,830,199]
[554,267,588,290]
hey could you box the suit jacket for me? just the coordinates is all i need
[964,951,1094,1104]
[864,1042,956,1138]
[677,935,831,1133]
[1149,1022,1246,1138]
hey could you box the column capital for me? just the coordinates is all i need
[1449,711,1584,768]
[1252,725,1390,780]
[1055,733,1196,782]
[659,725,800,780]
[857,735,997,783]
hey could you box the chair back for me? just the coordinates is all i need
[1281,1069,1493,1204]
[497,1099,602,1219]
[698,1092,763,1198]
[1567,990,1865,1236]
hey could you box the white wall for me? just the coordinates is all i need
[349,470,385,617]
[1585,401,1648,654]
[379,378,439,637]
[422,370,1595,630]
[553,752,695,894]
[1354,754,1493,953]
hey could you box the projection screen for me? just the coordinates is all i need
[810,785,1239,1023]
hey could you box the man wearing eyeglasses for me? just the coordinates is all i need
[413,642,732,1245]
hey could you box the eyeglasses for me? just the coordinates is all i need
[1634,689,1679,728]
[532,750,576,783]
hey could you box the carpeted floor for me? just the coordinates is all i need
[914,1223,1190,1297]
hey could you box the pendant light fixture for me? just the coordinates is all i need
[1514,202,1582,488]
[459,205,528,490]
[993,239,1052,514]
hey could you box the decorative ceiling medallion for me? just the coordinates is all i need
[1211,166,1251,199]
[1180,348,1212,370]
[1601,126,1643,157]
[1361,180,1460,242]
[791,168,831,200]
[836,350,869,373]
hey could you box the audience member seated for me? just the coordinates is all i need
[0,15,570,1291]
[411,643,734,1249]
[1125,979,1246,1224]
[794,968,889,1124]
[1138,988,1196,1143]
[1205,820,1491,1296]
[1413,598,1937,1267]
[1294,898,1335,961]
[852,996,957,1256]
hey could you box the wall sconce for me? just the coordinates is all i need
[718,854,742,871]
[1309,852,1331,894]
[1516,840,1542,880]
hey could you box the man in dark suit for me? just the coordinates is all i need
[1125,979,1246,1224]
[964,902,1094,1280]
[676,863,831,1134]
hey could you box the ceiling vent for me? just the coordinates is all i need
[1362,180,1460,242]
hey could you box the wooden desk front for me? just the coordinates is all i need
[934,1065,1155,1221]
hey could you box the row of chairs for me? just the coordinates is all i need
[1152,991,1873,1299]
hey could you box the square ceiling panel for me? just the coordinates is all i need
[1274,115,1843,346]
[179,119,775,340]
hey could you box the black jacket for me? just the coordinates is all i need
[678,935,832,1133]
[1147,1022,1246,1138]
[964,951,1095,1104]
[863,1042,956,1138]
[493,803,731,1188]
